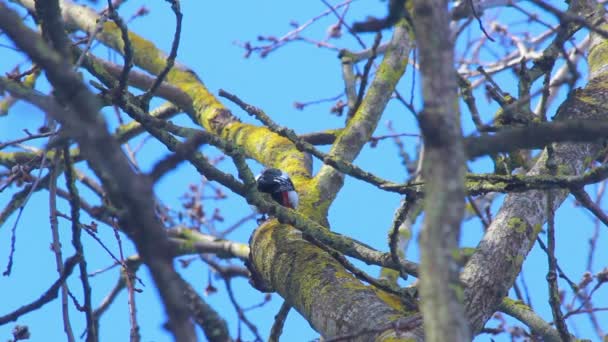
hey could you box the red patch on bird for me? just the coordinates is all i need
[281,191,292,208]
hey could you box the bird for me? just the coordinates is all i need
[253,168,298,223]
[255,168,299,209]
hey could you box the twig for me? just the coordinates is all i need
[468,0,495,41]
[370,132,420,145]
[140,0,182,104]
[73,13,109,69]
[149,131,211,182]
[63,146,97,341]
[2,126,53,276]
[199,256,249,279]
[111,223,140,342]
[585,178,606,272]
[0,131,55,150]
[293,92,344,111]
[466,194,490,229]
[218,212,257,238]
[457,73,491,131]
[388,195,416,280]
[48,152,75,342]
[0,254,80,324]
[571,187,608,228]
[107,4,133,97]
[346,32,382,120]
[237,0,354,57]
[92,256,143,338]
[520,270,533,308]
[224,279,262,341]
[543,148,572,341]
[532,237,577,293]
[268,301,291,342]
[320,0,366,48]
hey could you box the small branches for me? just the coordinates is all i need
[218,88,412,195]
[237,0,354,58]
[63,146,97,342]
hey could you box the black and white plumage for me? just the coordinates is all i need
[255,168,299,209]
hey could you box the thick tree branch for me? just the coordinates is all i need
[16,0,309,178]
[466,119,608,158]
[412,1,470,341]
[249,220,423,341]
[34,0,71,59]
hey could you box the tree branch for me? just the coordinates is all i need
[461,2,608,334]
[412,1,470,341]
[315,17,412,208]
[466,119,608,158]
[0,5,195,340]
[499,297,562,342]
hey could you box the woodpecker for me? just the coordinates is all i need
[255,168,299,210]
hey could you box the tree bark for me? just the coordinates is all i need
[411,1,471,341]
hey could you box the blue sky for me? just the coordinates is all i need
[1,1,607,341]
